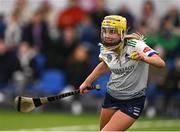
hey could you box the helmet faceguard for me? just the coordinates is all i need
[101,15,127,48]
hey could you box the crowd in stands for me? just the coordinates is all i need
[0,0,180,117]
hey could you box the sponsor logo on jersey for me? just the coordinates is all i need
[106,54,112,62]
[143,47,151,53]
[111,65,134,75]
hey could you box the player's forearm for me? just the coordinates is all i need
[84,61,109,84]
[143,54,165,68]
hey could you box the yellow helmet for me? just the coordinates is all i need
[101,15,127,34]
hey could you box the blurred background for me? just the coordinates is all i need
[0,0,180,131]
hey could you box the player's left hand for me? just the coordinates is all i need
[130,51,145,61]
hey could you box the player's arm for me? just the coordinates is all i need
[130,51,165,68]
[80,61,109,93]
[142,54,165,68]
[129,40,165,68]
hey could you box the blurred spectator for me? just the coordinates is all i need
[57,0,86,29]
[90,0,110,28]
[60,26,79,58]
[166,54,180,93]
[137,0,160,34]
[42,40,66,70]
[5,8,22,50]
[12,42,37,95]
[146,45,167,111]
[17,42,36,80]
[6,0,32,26]
[38,0,54,26]
[65,44,91,89]
[159,55,180,115]
[166,6,180,28]
[44,26,79,70]
[77,15,98,44]
[0,14,6,39]
[29,53,46,81]
[146,15,180,58]
[164,6,180,35]
[148,45,167,85]
[0,39,21,90]
[21,9,50,52]
[77,13,100,66]
[90,0,110,41]
[116,4,135,33]
[38,0,60,41]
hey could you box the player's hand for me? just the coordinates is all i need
[130,51,145,61]
[79,82,91,94]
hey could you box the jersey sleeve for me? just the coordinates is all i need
[129,39,158,57]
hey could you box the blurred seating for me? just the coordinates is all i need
[35,69,66,95]
[166,57,175,70]
[34,53,46,75]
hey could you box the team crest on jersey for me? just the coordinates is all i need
[125,53,130,61]
[106,54,112,62]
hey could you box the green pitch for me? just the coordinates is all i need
[0,110,180,131]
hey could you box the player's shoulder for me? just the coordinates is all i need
[127,39,145,47]
[99,43,114,53]
[99,43,103,47]
[99,43,108,55]
[99,43,105,51]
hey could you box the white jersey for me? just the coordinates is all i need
[99,39,157,100]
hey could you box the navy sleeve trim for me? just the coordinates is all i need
[148,52,158,57]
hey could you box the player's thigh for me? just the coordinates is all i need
[100,108,117,130]
[101,110,136,131]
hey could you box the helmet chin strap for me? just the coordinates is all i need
[121,30,125,42]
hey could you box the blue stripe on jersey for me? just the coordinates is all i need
[148,52,158,57]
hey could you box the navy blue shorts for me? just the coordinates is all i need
[102,93,146,119]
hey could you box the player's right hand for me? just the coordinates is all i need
[79,82,91,94]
